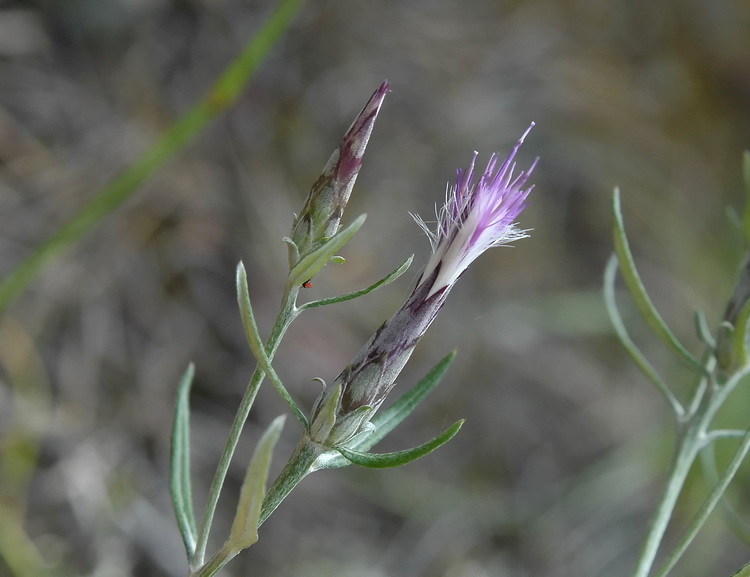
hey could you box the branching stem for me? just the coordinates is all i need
[192,286,300,569]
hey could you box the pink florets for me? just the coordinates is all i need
[413,123,538,295]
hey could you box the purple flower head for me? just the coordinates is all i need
[413,123,538,296]
[308,123,538,447]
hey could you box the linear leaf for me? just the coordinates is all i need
[699,434,750,545]
[169,363,197,558]
[300,256,414,310]
[336,420,463,469]
[654,430,750,577]
[603,255,684,417]
[228,415,286,551]
[611,188,704,372]
[693,310,716,349]
[288,214,366,288]
[366,351,456,447]
[236,262,308,429]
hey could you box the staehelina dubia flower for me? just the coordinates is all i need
[310,123,538,446]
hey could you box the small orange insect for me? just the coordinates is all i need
[302,279,313,288]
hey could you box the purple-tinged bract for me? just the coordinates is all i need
[290,82,389,268]
[308,124,538,447]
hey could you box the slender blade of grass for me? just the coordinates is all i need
[0,0,306,313]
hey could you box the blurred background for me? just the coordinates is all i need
[1,0,749,576]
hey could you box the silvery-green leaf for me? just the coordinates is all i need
[169,363,197,559]
[236,262,308,428]
[653,430,750,577]
[700,434,750,546]
[288,214,366,289]
[227,415,286,551]
[335,420,463,469]
[365,351,456,448]
[611,188,703,373]
[300,255,413,310]
[693,310,715,349]
[603,256,683,417]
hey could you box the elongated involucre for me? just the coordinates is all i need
[290,82,389,267]
[309,123,538,446]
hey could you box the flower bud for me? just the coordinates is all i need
[289,82,388,269]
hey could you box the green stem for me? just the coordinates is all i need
[192,542,235,577]
[631,363,745,577]
[631,423,701,577]
[192,437,322,577]
[258,438,323,526]
[654,430,750,577]
[192,286,299,568]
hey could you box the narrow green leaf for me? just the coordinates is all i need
[699,433,750,545]
[228,415,286,551]
[288,214,366,288]
[0,0,307,314]
[603,255,684,417]
[654,430,750,577]
[236,262,308,429]
[702,429,749,444]
[336,420,463,469]
[313,352,457,470]
[300,256,414,310]
[741,151,750,246]
[611,188,704,373]
[169,363,198,558]
[366,351,457,447]
[693,310,716,349]
[730,562,750,577]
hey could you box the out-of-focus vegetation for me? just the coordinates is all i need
[0,1,749,576]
